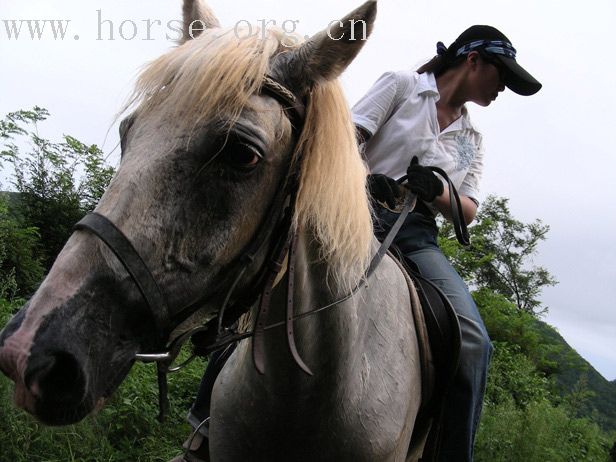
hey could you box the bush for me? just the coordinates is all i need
[1,107,115,272]
[0,193,44,298]
[485,341,551,408]
[476,400,611,462]
[0,355,207,461]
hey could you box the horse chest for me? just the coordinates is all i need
[208,299,421,462]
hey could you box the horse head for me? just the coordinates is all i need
[0,0,376,425]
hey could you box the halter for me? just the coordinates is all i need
[74,75,309,420]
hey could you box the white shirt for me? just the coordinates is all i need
[352,70,484,203]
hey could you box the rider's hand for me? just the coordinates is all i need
[406,156,444,202]
[367,174,402,209]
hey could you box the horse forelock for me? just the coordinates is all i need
[124,23,372,292]
[124,26,291,128]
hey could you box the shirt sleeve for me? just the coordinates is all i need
[352,71,400,136]
[458,133,484,204]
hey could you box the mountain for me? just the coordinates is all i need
[534,319,616,433]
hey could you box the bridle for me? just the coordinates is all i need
[74,75,470,421]
[74,75,310,420]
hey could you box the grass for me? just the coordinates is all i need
[0,297,209,461]
[0,355,207,462]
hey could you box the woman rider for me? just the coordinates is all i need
[353,25,541,461]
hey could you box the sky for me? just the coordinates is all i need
[1,0,615,380]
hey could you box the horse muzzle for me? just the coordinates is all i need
[0,295,138,425]
[0,308,92,425]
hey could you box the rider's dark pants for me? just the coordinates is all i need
[187,345,236,436]
[374,205,493,462]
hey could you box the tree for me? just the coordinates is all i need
[0,193,44,297]
[1,107,115,272]
[439,195,557,315]
[0,106,48,141]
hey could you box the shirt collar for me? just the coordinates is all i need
[416,72,439,98]
[417,72,477,133]
[447,105,475,133]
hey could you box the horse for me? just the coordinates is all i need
[0,1,427,460]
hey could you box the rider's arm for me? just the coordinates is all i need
[432,189,478,225]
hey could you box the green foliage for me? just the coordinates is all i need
[439,195,557,315]
[0,193,45,297]
[0,293,206,461]
[0,106,49,141]
[476,400,611,462]
[0,297,22,330]
[438,198,615,458]
[1,107,115,270]
[0,111,612,460]
[536,322,616,433]
[472,287,608,459]
[0,221,19,299]
[474,288,569,377]
[0,359,207,462]
[484,341,551,408]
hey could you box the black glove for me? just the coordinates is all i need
[367,173,402,209]
[406,156,443,202]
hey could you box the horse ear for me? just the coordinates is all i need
[275,1,377,93]
[180,0,220,44]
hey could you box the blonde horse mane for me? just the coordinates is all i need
[126,26,372,290]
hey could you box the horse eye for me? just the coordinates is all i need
[226,142,263,170]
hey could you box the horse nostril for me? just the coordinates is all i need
[24,351,86,405]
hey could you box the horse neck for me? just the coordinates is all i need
[245,230,362,381]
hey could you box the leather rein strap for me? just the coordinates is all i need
[430,166,470,246]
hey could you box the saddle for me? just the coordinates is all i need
[386,244,462,462]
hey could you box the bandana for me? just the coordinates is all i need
[454,39,517,59]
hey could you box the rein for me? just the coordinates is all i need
[139,172,468,370]
[73,75,469,420]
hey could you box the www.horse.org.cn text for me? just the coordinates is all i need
[0,10,370,44]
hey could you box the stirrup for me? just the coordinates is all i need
[180,417,210,462]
